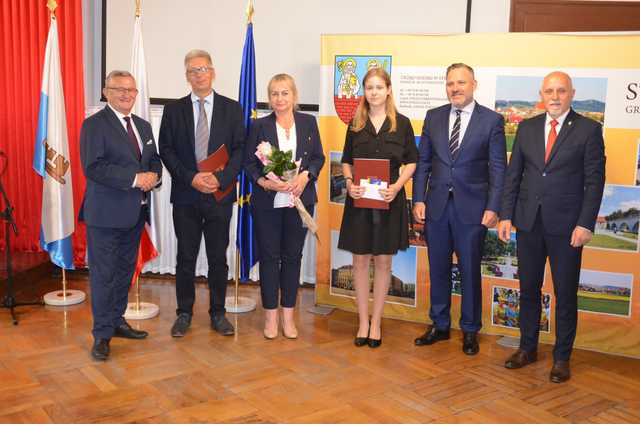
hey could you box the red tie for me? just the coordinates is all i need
[545,119,558,163]
[123,116,142,160]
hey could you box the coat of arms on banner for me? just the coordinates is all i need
[334,55,391,124]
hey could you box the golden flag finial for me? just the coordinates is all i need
[47,0,58,16]
[135,0,141,18]
[246,0,254,24]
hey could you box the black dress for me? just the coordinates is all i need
[338,113,418,255]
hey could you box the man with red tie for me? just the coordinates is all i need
[80,70,162,361]
[498,71,605,383]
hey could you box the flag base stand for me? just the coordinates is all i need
[43,289,85,306]
[225,296,256,313]
[496,336,520,348]
[307,305,334,316]
[124,302,159,320]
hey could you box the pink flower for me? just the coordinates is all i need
[255,141,273,165]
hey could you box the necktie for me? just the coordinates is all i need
[123,117,141,160]
[545,119,558,163]
[195,98,210,162]
[449,109,462,158]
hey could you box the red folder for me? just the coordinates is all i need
[353,158,390,210]
[197,144,236,201]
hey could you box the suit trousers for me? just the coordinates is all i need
[517,209,582,361]
[87,206,146,340]
[172,195,233,318]
[253,204,313,309]
[426,194,487,333]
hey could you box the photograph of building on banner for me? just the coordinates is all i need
[495,76,607,152]
[492,286,551,333]
[578,269,633,317]
[451,262,461,296]
[406,198,426,248]
[588,184,640,252]
[482,229,518,280]
[330,230,417,306]
[329,151,346,204]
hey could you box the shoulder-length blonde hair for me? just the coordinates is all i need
[351,68,397,132]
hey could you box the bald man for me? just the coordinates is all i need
[498,71,605,383]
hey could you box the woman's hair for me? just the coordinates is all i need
[351,67,397,132]
[267,73,299,110]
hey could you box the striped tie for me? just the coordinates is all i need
[195,98,209,162]
[449,109,462,158]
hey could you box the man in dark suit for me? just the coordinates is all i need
[80,70,162,361]
[413,63,507,355]
[499,71,605,383]
[159,49,244,337]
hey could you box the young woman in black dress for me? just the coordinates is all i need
[338,68,418,347]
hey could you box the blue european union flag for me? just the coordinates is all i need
[236,21,258,281]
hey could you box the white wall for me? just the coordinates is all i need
[84,0,512,107]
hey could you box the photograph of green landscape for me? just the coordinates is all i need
[578,269,633,317]
[494,75,607,152]
[482,229,518,280]
[589,185,640,252]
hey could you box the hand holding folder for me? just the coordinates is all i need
[353,158,390,210]
[197,144,236,201]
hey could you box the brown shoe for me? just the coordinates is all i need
[550,360,570,383]
[504,349,537,369]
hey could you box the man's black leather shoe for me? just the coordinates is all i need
[91,339,110,361]
[550,360,571,383]
[414,326,450,346]
[171,313,191,337]
[211,315,235,336]
[462,332,479,355]
[113,322,148,339]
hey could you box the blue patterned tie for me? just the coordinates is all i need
[449,109,462,158]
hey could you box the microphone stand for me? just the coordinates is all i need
[0,155,43,325]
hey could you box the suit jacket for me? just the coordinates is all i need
[79,106,162,228]
[412,102,507,224]
[500,109,605,235]
[244,112,325,209]
[158,92,245,205]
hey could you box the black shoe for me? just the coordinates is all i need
[211,315,235,336]
[91,338,110,361]
[367,337,382,348]
[113,321,148,339]
[414,325,450,346]
[171,313,191,337]
[354,336,368,347]
[550,360,571,383]
[462,332,479,355]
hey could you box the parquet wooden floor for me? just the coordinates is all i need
[0,275,639,423]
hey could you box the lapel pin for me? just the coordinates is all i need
[568,121,572,126]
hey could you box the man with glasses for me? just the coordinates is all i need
[79,70,162,361]
[159,49,245,338]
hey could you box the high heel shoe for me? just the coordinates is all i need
[354,321,370,347]
[263,309,278,340]
[367,337,382,348]
[282,307,298,339]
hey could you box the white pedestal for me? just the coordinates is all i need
[43,290,86,306]
[225,296,256,313]
[497,336,520,348]
[124,302,160,320]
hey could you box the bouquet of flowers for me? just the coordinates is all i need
[255,141,318,237]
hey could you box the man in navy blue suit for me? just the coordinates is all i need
[159,50,245,338]
[80,70,162,361]
[499,71,605,383]
[412,63,507,355]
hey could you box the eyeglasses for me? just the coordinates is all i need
[107,87,139,95]
[187,66,213,76]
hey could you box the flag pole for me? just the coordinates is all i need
[225,0,256,314]
[40,0,85,307]
[123,0,159,320]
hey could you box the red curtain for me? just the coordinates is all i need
[0,0,86,265]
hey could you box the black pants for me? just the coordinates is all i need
[87,206,146,340]
[172,195,232,318]
[253,205,313,309]
[517,210,583,361]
